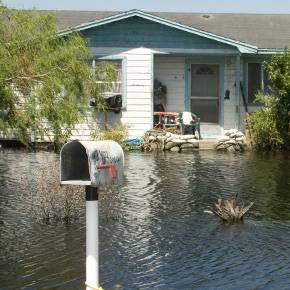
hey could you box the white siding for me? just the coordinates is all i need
[69,47,154,140]
[154,56,185,112]
[121,48,154,138]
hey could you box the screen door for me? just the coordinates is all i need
[191,64,219,124]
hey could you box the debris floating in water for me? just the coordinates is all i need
[209,194,254,223]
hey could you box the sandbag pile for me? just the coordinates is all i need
[216,129,246,152]
[144,130,199,152]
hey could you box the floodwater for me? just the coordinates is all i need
[0,149,290,290]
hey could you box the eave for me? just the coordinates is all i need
[58,9,259,54]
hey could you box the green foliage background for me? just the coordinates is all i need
[248,51,290,150]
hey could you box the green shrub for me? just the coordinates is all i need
[90,122,128,144]
[247,51,290,150]
[247,93,284,149]
[263,51,290,146]
[102,123,128,144]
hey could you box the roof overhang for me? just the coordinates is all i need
[257,48,286,54]
[59,9,276,54]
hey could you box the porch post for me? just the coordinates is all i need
[151,53,154,128]
[184,57,190,111]
[235,54,241,129]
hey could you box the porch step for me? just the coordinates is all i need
[199,139,218,150]
[200,123,221,140]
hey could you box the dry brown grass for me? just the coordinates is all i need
[210,195,254,223]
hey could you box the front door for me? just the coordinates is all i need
[190,64,219,124]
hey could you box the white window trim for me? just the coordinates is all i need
[93,56,127,109]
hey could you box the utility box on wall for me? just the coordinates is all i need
[60,140,124,187]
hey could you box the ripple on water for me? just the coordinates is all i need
[0,150,290,290]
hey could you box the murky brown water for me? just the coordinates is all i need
[0,150,290,290]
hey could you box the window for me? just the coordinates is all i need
[247,63,270,104]
[195,65,214,75]
[94,59,123,98]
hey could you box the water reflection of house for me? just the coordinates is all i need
[55,10,290,139]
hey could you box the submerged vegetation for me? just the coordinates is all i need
[248,51,290,150]
[34,161,83,224]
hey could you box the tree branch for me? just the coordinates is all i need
[4,73,49,82]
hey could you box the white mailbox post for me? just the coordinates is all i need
[60,140,124,290]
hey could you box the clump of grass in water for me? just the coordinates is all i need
[208,194,254,223]
[33,162,83,224]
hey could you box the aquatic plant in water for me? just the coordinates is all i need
[209,195,254,223]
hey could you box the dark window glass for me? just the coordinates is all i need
[248,63,262,103]
[263,70,272,95]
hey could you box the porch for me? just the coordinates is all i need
[153,55,242,138]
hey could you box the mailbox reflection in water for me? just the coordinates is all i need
[60,140,124,187]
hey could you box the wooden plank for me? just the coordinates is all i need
[126,54,152,61]
[126,79,152,86]
[127,86,152,93]
[127,98,152,105]
[126,92,152,99]
[126,60,152,68]
[127,66,151,74]
[127,73,152,80]
[126,104,152,112]
[121,117,152,124]
[122,111,152,118]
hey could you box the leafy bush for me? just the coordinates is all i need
[264,51,290,145]
[102,123,128,144]
[247,51,290,150]
[247,93,284,149]
[90,122,128,144]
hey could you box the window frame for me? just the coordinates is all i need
[245,58,271,105]
[93,55,127,109]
